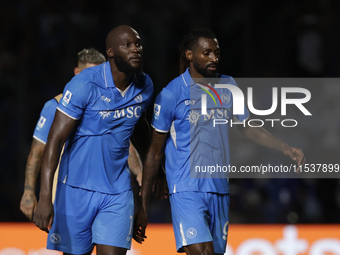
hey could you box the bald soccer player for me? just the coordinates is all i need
[33,26,153,255]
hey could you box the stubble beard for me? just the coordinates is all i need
[114,54,143,75]
[193,62,218,78]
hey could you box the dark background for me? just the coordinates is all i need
[1,0,339,224]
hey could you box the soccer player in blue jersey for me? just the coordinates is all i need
[33,25,153,255]
[134,28,306,255]
[20,48,107,220]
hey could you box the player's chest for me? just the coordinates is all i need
[177,91,233,125]
[85,90,147,124]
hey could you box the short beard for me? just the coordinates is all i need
[114,54,143,75]
[193,62,218,78]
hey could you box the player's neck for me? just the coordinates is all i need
[188,67,205,79]
[109,62,133,91]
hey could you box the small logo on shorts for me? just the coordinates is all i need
[50,233,61,244]
[186,227,197,239]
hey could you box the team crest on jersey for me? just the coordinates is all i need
[221,93,230,104]
[187,110,200,126]
[134,94,143,103]
[37,116,46,129]
[154,104,161,120]
[62,90,72,106]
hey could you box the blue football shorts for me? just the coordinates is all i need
[47,182,134,254]
[170,191,230,254]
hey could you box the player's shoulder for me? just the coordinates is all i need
[43,97,59,110]
[67,67,103,94]
[155,76,181,105]
[218,73,237,85]
[134,71,153,90]
[163,73,186,93]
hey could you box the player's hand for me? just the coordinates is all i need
[20,191,37,221]
[133,207,148,244]
[152,168,169,200]
[136,171,142,187]
[33,198,54,233]
[283,146,306,172]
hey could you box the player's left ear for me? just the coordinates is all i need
[185,49,193,62]
[106,48,114,58]
[74,67,81,75]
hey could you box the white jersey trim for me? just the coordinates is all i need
[104,63,108,87]
[182,74,189,86]
[151,124,169,133]
[179,222,187,246]
[57,107,79,120]
[116,84,131,97]
[170,121,177,148]
[33,136,46,145]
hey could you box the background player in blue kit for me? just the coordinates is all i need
[134,28,306,255]
[20,48,107,220]
[33,25,153,255]
[20,48,143,221]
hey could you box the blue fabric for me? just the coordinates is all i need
[47,182,134,253]
[56,61,153,194]
[170,192,230,253]
[151,68,249,194]
[33,99,58,144]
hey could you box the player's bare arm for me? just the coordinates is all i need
[130,111,151,161]
[237,124,306,167]
[128,141,143,186]
[133,130,167,244]
[20,139,45,220]
[33,110,77,233]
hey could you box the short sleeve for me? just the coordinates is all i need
[230,77,250,123]
[151,88,176,133]
[57,74,91,120]
[143,73,154,108]
[33,99,58,144]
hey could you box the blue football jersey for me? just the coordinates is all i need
[151,68,249,194]
[57,61,153,194]
[33,99,58,144]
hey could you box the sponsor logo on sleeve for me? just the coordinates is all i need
[62,90,72,106]
[37,116,46,129]
[154,104,161,120]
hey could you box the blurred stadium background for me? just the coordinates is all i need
[0,0,339,254]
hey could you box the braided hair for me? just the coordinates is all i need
[179,28,216,74]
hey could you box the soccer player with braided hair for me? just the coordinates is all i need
[134,28,305,255]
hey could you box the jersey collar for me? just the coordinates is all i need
[103,61,116,88]
[103,61,137,89]
[181,68,193,87]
